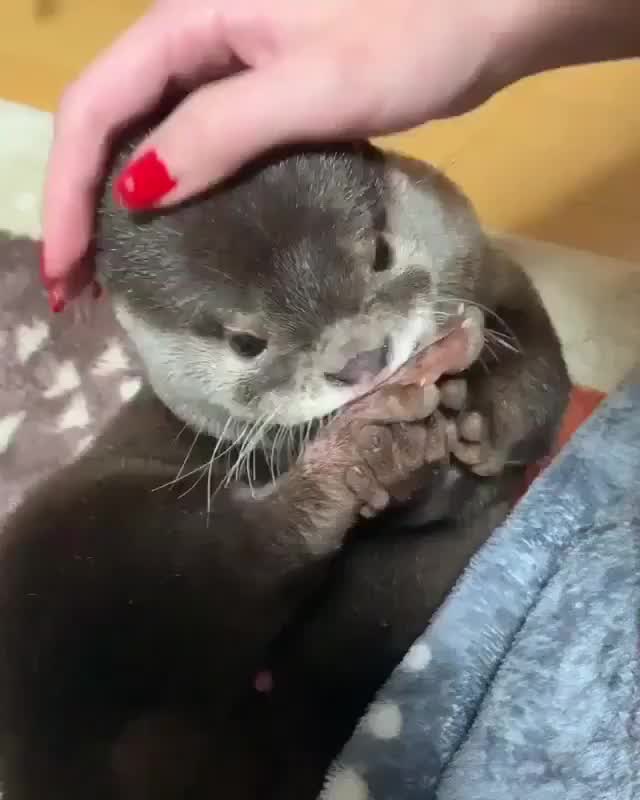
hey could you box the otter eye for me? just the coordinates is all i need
[372,236,392,273]
[229,333,268,359]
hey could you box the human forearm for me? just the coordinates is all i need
[491,0,640,88]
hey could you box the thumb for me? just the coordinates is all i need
[113,47,373,210]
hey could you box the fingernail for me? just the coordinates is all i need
[114,150,177,210]
[91,279,103,300]
[48,285,65,314]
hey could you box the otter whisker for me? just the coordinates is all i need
[224,408,282,491]
[483,339,500,363]
[178,463,211,501]
[268,427,281,483]
[242,408,282,492]
[486,328,521,355]
[153,460,210,492]
[224,421,252,488]
[172,422,189,443]
[173,425,203,486]
[206,448,217,519]
[439,295,521,348]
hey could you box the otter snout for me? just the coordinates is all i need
[325,340,390,386]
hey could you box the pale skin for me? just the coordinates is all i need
[41,0,640,309]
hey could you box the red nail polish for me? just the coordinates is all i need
[48,286,65,314]
[91,280,103,300]
[114,150,177,210]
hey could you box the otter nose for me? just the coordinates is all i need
[325,342,389,386]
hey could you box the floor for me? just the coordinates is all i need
[1,1,640,393]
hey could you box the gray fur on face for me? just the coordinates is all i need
[95,140,486,439]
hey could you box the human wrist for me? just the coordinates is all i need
[486,0,640,92]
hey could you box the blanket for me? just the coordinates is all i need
[322,366,640,800]
[0,233,143,517]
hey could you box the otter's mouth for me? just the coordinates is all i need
[248,304,484,457]
[341,303,483,411]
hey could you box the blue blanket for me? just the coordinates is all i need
[322,367,640,800]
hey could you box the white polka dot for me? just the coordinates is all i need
[119,377,142,401]
[321,767,369,800]
[91,340,130,376]
[43,360,81,398]
[362,700,403,740]
[402,641,432,672]
[0,411,26,453]
[15,319,49,363]
[56,393,90,431]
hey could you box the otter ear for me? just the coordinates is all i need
[380,150,484,272]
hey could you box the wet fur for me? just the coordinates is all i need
[0,128,570,799]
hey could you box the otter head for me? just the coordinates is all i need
[95,139,486,447]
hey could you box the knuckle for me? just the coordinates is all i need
[57,79,108,144]
[316,40,386,134]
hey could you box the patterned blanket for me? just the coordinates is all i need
[0,233,143,517]
[321,365,640,799]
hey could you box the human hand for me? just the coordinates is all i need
[41,0,513,311]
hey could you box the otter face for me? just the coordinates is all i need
[96,145,485,441]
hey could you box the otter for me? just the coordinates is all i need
[0,127,570,799]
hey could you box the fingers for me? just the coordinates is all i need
[345,465,390,519]
[392,312,484,389]
[438,377,467,411]
[348,384,440,423]
[112,43,366,211]
[449,410,506,476]
[41,5,237,290]
[355,424,425,485]
[347,421,428,518]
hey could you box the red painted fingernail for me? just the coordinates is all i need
[48,285,65,314]
[91,279,103,300]
[114,150,177,210]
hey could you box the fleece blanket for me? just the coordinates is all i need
[322,369,640,800]
[0,233,143,517]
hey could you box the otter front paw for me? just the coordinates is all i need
[450,410,507,477]
[438,376,467,412]
[346,411,449,518]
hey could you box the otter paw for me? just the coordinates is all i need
[451,410,507,477]
[348,382,440,423]
[347,413,448,517]
[438,377,467,412]
[345,463,391,518]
